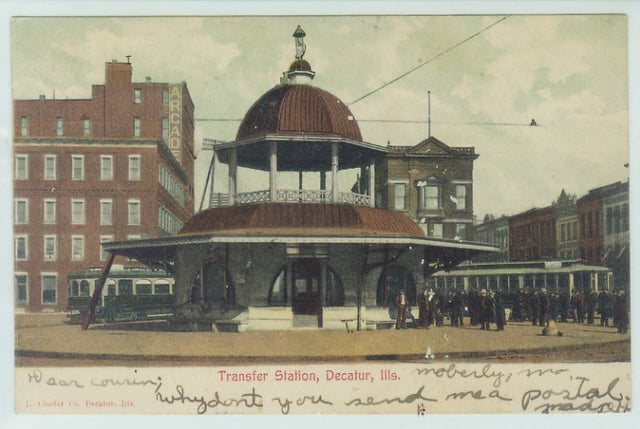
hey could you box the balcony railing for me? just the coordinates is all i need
[209,189,371,208]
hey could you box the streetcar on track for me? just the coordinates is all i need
[427,259,613,295]
[67,265,175,323]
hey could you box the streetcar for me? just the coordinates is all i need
[67,265,175,323]
[427,259,613,295]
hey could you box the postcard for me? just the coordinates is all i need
[4,3,637,425]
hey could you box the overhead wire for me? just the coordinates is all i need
[347,15,510,106]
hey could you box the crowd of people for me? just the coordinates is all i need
[393,287,629,334]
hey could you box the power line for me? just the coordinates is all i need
[348,16,510,106]
[195,117,538,127]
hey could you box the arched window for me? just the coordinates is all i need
[189,259,235,307]
[79,280,90,296]
[135,280,152,295]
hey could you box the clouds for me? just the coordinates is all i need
[10,15,629,220]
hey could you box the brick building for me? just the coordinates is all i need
[472,214,509,262]
[602,181,629,291]
[380,136,478,240]
[508,206,556,261]
[13,60,195,312]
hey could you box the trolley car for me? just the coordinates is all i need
[67,265,175,323]
[427,259,613,295]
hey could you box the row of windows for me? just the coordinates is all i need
[14,198,141,226]
[418,222,468,239]
[14,153,141,181]
[15,273,56,305]
[19,89,171,138]
[159,206,184,234]
[580,210,602,239]
[605,203,629,235]
[69,278,174,298]
[14,234,138,262]
[392,182,467,211]
[159,164,185,206]
[559,221,578,243]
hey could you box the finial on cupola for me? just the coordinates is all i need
[286,25,315,84]
[293,25,306,60]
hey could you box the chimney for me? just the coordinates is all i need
[145,76,152,83]
[39,94,46,100]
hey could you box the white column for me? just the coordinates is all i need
[228,148,237,205]
[368,158,375,207]
[269,141,277,201]
[331,142,338,202]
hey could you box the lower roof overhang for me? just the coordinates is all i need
[102,233,500,272]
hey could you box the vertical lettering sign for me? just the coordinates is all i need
[169,85,182,163]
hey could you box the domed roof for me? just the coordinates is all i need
[180,203,425,238]
[289,59,312,72]
[236,84,362,141]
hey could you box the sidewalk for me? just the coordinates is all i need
[14,313,630,365]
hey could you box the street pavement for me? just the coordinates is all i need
[14,313,630,366]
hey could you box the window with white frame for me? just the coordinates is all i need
[42,274,57,304]
[129,155,141,180]
[162,89,169,105]
[133,117,141,137]
[20,116,29,137]
[134,88,142,104]
[14,199,28,224]
[43,235,57,260]
[83,118,92,137]
[432,223,443,238]
[15,274,28,305]
[424,185,440,209]
[100,155,114,180]
[455,223,467,240]
[71,236,84,260]
[455,184,467,210]
[393,183,406,210]
[43,199,56,224]
[15,235,28,260]
[15,154,28,180]
[56,117,64,136]
[100,235,114,261]
[128,199,141,225]
[71,155,84,180]
[100,200,113,225]
[71,199,85,225]
[44,154,57,180]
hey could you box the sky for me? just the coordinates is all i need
[5,11,633,221]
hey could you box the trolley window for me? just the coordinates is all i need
[70,280,79,297]
[118,279,133,295]
[79,280,90,296]
[135,280,152,295]
[154,282,171,295]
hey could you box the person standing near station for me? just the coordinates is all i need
[614,290,629,334]
[417,289,430,328]
[538,289,550,327]
[494,292,506,330]
[395,290,409,329]
[586,290,597,324]
[598,289,612,327]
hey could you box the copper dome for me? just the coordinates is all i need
[180,203,425,238]
[236,84,362,141]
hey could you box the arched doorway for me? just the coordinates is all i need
[268,259,345,327]
[376,265,417,317]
